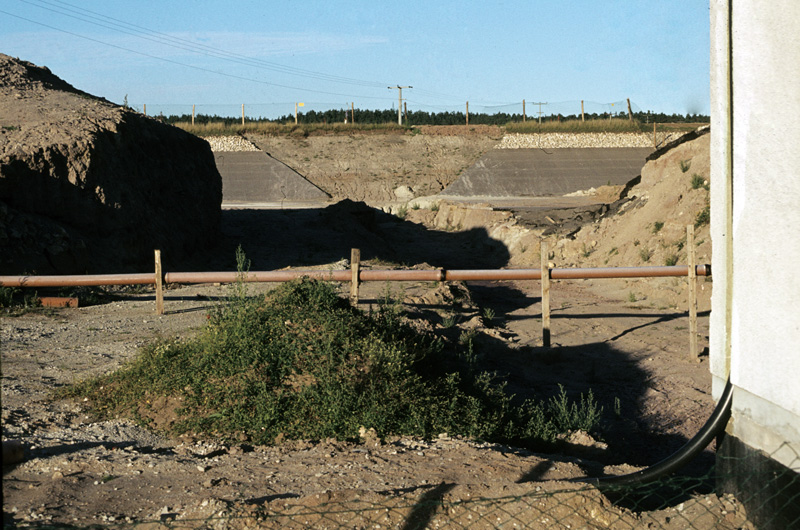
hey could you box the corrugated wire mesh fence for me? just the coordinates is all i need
[63,445,795,529]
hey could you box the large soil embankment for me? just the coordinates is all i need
[0,54,222,275]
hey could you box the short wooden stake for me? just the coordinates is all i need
[155,249,164,315]
[350,248,360,304]
[241,104,245,126]
[687,226,698,361]
[143,103,146,116]
[192,104,195,126]
[541,242,551,347]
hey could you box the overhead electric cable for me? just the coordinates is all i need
[17,0,391,89]
[0,9,392,100]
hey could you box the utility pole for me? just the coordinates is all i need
[388,85,412,125]
[532,101,547,124]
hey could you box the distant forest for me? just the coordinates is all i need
[164,109,709,127]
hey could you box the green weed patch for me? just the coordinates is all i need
[64,279,600,448]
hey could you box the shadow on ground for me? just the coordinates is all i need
[177,200,510,272]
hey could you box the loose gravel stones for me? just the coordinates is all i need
[495,132,679,149]
[202,135,260,152]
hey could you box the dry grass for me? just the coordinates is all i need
[174,121,408,137]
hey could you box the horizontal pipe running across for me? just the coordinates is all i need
[165,270,352,284]
[0,273,157,288]
[0,265,710,288]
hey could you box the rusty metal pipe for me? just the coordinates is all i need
[445,269,542,281]
[550,265,710,280]
[164,270,352,284]
[0,265,710,288]
[0,273,156,288]
[360,270,444,282]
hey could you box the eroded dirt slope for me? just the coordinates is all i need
[246,127,502,204]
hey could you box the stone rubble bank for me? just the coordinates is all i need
[496,132,682,149]
[202,135,259,152]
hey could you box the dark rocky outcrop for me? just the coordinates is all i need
[0,54,222,274]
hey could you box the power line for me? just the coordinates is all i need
[0,9,394,100]
[16,0,392,90]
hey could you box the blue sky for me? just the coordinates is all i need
[0,0,710,119]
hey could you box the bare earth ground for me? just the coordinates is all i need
[2,261,745,528]
[3,128,741,527]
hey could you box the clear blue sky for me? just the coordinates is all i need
[0,0,710,119]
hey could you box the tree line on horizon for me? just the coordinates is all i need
[164,108,709,127]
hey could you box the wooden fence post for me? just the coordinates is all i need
[687,226,698,361]
[581,100,585,122]
[627,98,633,120]
[350,248,360,304]
[653,122,657,148]
[155,249,164,315]
[241,104,245,126]
[466,101,469,126]
[541,242,551,347]
[192,104,195,126]
[143,104,146,116]
[523,99,526,122]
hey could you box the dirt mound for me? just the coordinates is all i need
[0,54,222,274]
[0,55,92,96]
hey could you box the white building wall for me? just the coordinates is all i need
[710,0,800,469]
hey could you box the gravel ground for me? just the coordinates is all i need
[496,132,678,149]
[202,136,260,152]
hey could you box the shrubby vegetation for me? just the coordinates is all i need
[65,278,602,449]
[0,286,40,315]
